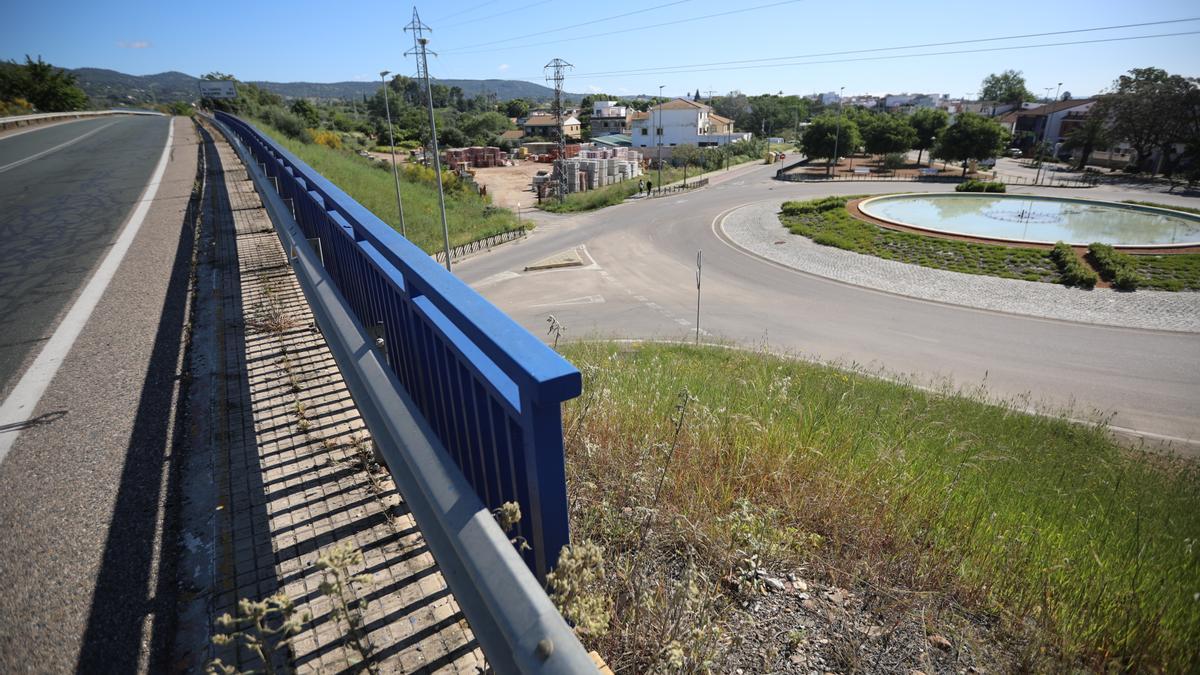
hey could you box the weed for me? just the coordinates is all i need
[316,543,376,672]
[547,540,611,638]
[206,594,309,675]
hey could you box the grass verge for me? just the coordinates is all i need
[559,341,1200,672]
[780,197,1059,283]
[252,120,522,254]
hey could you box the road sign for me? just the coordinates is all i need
[198,80,237,99]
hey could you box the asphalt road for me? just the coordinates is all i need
[455,161,1200,450]
[0,116,177,398]
[0,116,196,672]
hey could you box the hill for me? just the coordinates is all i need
[69,68,582,105]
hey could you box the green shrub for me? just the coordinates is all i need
[955,179,1006,193]
[261,107,312,143]
[1087,243,1144,291]
[780,196,848,216]
[1050,242,1098,288]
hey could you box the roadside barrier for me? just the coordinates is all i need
[209,112,594,674]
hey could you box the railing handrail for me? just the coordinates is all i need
[205,114,595,673]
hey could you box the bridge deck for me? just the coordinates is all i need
[193,120,482,673]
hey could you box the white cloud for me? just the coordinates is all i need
[587,85,603,93]
[351,74,371,81]
[497,63,510,72]
[117,40,152,49]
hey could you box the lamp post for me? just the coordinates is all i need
[379,70,407,237]
[657,84,664,194]
[830,86,844,176]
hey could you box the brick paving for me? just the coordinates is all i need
[722,201,1200,333]
[193,120,483,673]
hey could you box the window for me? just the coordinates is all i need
[641,128,648,136]
[656,128,663,135]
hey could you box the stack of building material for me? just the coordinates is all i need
[442,146,509,168]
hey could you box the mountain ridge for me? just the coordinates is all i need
[69,67,586,105]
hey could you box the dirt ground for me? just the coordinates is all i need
[470,161,550,210]
[366,151,547,212]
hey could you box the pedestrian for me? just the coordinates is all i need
[638,179,644,196]
[646,180,653,197]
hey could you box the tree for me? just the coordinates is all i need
[933,112,1010,176]
[909,107,949,166]
[860,113,917,159]
[672,144,701,185]
[1093,68,1197,174]
[1061,113,1108,170]
[505,98,530,118]
[980,70,1034,109]
[693,88,701,102]
[0,56,88,112]
[1061,91,1073,101]
[290,99,320,127]
[800,113,862,175]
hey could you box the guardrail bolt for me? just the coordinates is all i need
[535,638,554,661]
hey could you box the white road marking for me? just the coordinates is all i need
[0,119,174,465]
[0,121,117,174]
[887,329,941,344]
[529,294,605,308]
[675,318,690,326]
[473,270,521,288]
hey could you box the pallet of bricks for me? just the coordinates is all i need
[442,146,508,168]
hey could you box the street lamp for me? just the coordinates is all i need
[830,86,844,177]
[379,70,407,237]
[657,84,664,194]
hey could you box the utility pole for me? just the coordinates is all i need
[657,84,665,194]
[379,70,407,238]
[830,86,844,177]
[405,8,452,272]
[695,250,702,344]
[544,58,573,204]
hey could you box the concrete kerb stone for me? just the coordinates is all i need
[720,200,1200,333]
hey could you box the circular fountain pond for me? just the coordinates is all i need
[856,194,1200,248]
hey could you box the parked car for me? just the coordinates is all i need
[1007,148,1023,158]
[978,157,996,169]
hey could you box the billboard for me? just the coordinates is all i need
[198,80,237,100]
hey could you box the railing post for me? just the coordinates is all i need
[520,394,572,582]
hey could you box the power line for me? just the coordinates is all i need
[429,1,492,23]
[441,0,556,29]
[532,16,1200,79]
[505,27,1200,81]
[443,0,808,56]
[439,0,699,53]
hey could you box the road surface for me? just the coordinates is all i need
[455,161,1200,451]
[0,115,196,672]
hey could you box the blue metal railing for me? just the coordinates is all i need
[215,112,580,581]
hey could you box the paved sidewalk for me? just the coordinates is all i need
[177,120,482,673]
[722,200,1200,333]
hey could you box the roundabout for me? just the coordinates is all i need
[857,193,1200,248]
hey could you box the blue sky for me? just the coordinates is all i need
[3,0,1198,98]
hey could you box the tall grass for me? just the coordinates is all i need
[252,121,522,254]
[560,342,1200,672]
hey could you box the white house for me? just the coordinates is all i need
[590,100,630,135]
[629,98,752,150]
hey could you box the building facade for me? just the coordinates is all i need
[629,98,752,149]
